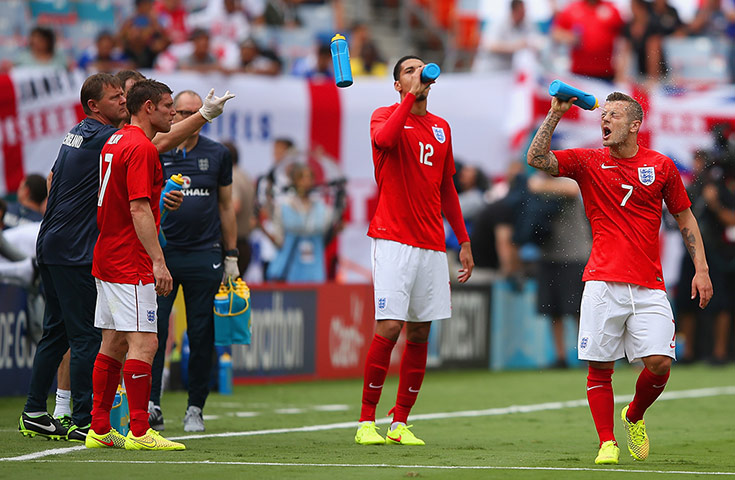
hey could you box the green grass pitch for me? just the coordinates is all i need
[1,364,734,479]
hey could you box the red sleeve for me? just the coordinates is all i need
[552,148,582,179]
[371,93,416,150]
[440,138,469,244]
[127,143,156,202]
[662,158,691,215]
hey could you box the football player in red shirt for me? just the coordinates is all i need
[355,56,474,446]
[527,92,713,464]
[87,79,183,451]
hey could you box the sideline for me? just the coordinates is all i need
[3,386,734,462]
[24,459,735,476]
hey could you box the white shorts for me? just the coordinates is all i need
[94,279,158,333]
[578,281,676,363]
[371,238,451,322]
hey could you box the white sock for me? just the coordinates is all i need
[390,421,406,431]
[53,389,71,418]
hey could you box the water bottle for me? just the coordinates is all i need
[159,173,185,224]
[218,352,233,395]
[548,80,598,110]
[109,385,129,436]
[421,63,441,83]
[330,33,353,88]
[213,288,232,346]
[214,287,230,315]
[158,173,184,246]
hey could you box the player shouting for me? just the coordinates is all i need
[527,91,712,464]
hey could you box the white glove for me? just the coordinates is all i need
[199,88,236,122]
[224,255,240,280]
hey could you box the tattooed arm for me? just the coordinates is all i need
[526,97,575,175]
[672,207,713,308]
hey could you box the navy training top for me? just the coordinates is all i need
[159,135,232,251]
[36,118,117,265]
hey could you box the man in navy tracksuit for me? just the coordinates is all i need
[150,89,239,432]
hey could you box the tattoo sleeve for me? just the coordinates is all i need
[680,226,697,260]
[527,111,563,175]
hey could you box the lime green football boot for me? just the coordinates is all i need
[621,405,649,460]
[355,421,385,445]
[385,424,425,446]
[595,440,620,465]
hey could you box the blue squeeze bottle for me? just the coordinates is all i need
[218,352,233,395]
[421,63,441,83]
[158,173,184,246]
[548,79,598,110]
[330,33,353,88]
[159,173,185,224]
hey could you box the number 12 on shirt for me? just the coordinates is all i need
[418,142,434,166]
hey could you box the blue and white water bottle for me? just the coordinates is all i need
[330,33,353,88]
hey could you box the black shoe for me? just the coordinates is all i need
[148,404,164,431]
[19,412,68,440]
[66,424,90,442]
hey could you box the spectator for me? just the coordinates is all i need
[225,141,257,274]
[4,174,47,229]
[615,0,666,84]
[302,43,334,81]
[188,0,263,43]
[699,162,735,364]
[351,41,388,77]
[650,0,685,37]
[265,163,335,282]
[77,31,132,73]
[688,0,735,83]
[231,37,282,75]
[263,0,302,27]
[473,0,541,72]
[14,26,68,70]
[154,0,190,45]
[349,22,388,77]
[177,28,223,73]
[253,137,298,277]
[551,0,624,82]
[674,149,710,363]
[119,0,170,69]
[528,172,591,368]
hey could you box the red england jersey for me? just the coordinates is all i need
[92,124,163,285]
[554,146,690,290]
[367,95,467,251]
[554,1,623,79]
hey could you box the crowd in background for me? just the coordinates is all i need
[4,0,735,84]
[1,0,733,368]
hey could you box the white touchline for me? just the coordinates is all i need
[3,386,734,463]
[22,460,735,476]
